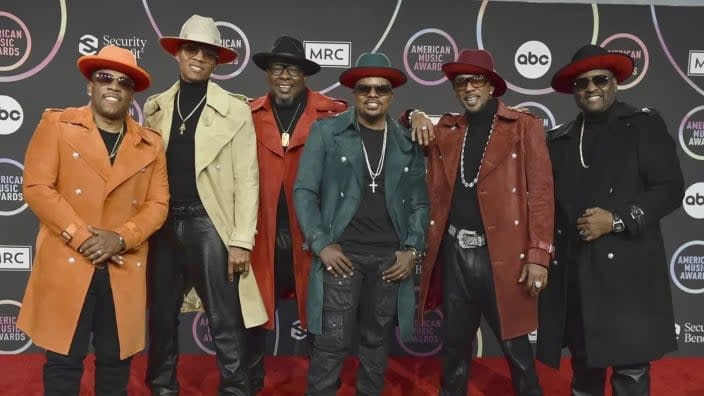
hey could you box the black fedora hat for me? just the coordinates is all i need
[253,36,321,76]
[551,44,634,94]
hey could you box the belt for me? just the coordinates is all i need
[170,201,208,217]
[447,224,487,249]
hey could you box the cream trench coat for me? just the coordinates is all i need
[144,80,267,328]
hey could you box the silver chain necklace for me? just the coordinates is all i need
[273,101,303,147]
[176,89,207,135]
[578,118,589,168]
[107,123,125,160]
[360,122,388,194]
[460,114,496,189]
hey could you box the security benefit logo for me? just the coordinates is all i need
[676,321,704,345]
[79,34,147,59]
[0,158,27,217]
[670,240,704,294]
[0,300,32,354]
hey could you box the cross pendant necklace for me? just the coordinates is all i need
[369,180,378,193]
[360,122,388,194]
[176,89,207,135]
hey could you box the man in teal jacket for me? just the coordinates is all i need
[294,53,429,396]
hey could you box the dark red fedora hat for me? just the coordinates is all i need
[441,49,507,97]
[551,44,634,94]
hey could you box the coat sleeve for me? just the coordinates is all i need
[22,111,94,250]
[293,121,333,256]
[228,111,260,250]
[614,112,684,236]
[111,139,170,250]
[403,145,430,251]
[524,117,555,266]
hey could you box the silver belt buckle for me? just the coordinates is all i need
[457,229,478,249]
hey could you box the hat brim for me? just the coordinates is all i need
[441,63,507,97]
[339,66,407,88]
[77,57,151,92]
[159,37,238,65]
[252,53,321,76]
[551,53,634,94]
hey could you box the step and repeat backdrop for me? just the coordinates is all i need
[1,1,702,358]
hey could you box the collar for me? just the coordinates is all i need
[59,106,154,145]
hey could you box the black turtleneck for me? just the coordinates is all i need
[448,98,498,234]
[167,78,208,203]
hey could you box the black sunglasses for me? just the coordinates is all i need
[452,75,488,91]
[354,83,393,96]
[181,43,220,60]
[269,63,303,77]
[92,71,136,90]
[573,74,611,91]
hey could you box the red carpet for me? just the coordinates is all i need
[1,354,702,395]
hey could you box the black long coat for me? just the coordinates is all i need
[536,101,684,368]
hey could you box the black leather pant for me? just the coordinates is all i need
[246,227,296,394]
[44,269,130,396]
[306,251,400,396]
[565,277,650,396]
[440,235,542,396]
[146,203,250,396]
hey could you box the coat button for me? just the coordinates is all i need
[140,167,147,173]
[403,166,409,173]
[608,187,613,194]
[514,220,519,225]
[438,155,443,159]
[512,153,517,159]
[68,257,76,264]
[72,152,80,159]
[512,187,517,193]
[341,156,347,162]
[215,164,221,170]
[552,260,558,266]
[430,220,435,226]
[132,199,138,205]
[340,192,344,198]
[136,261,143,268]
[557,229,562,235]
[74,188,82,196]
[519,253,526,259]
[607,253,614,259]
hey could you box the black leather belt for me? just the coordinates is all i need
[170,201,208,217]
[447,224,487,248]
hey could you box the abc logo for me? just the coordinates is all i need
[0,95,24,135]
[78,34,99,55]
[683,182,704,219]
[514,40,552,79]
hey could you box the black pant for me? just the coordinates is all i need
[565,276,651,396]
[306,251,400,396]
[43,269,131,396]
[246,227,296,394]
[440,235,542,396]
[146,204,250,396]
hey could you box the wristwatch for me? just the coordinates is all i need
[612,214,625,233]
[405,246,424,262]
[117,234,127,253]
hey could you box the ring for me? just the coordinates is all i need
[421,126,428,131]
[326,266,332,271]
[96,250,103,255]
[533,280,543,289]
[579,230,587,237]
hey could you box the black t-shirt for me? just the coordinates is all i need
[448,99,498,233]
[338,124,399,255]
[166,78,207,203]
[98,126,123,165]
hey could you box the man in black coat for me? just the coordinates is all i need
[536,44,684,396]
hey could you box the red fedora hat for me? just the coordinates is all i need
[339,53,407,88]
[551,44,634,94]
[77,45,151,92]
[441,49,507,97]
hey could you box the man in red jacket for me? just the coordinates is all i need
[246,36,347,393]
[408,49,554,395]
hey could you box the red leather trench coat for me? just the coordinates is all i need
[419,101,554,340]
[249,89,347,330]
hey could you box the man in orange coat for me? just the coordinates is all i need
[408,49,554,395]
[246,36,347,393]
[17,45,169,395]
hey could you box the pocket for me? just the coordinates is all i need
[322,274,354,311]
[376,279,400,317]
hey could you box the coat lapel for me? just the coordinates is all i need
[478,102,520,181]
[60,107,112,181]
[436,116,466,188]
[105,118,157,195]
[384,118,413,201]
[144,81,178,148]
[252,96,285,158]
[195,81,241,175]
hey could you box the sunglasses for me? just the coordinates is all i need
[181,43,220,61]
[354,83,393,96]
[453,75,488,91]
[92,71,136,91]
[573,74,611,91]
[269,63,303,77]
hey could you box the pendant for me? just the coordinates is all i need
[179,122,186,135]
[369,180,378,193]
[281,132,290,147]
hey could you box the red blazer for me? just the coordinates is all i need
[249,89,347,329]
[419,101,554,340]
